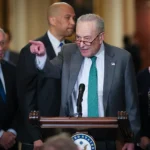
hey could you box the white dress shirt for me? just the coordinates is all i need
[47,30,64,56]
[36,30,64,68]
[36,42,105,117]
[72,43,105,117]
[0,64,17,137]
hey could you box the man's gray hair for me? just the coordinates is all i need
[41,133,78,150]
[77,14,104,33]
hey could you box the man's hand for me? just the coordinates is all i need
[34,140,43,150]
[122,143,134,150]
[30,40,46,56]
[0,131,16,149]
[140,136,150,149]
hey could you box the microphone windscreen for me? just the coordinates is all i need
[79,84,85,92]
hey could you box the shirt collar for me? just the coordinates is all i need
[95,42,105,58]
[47,30,64,48]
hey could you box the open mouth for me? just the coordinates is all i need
[80,48,88,51]
[80,49,89,54]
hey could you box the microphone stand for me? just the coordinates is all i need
[76,84,85,117]
[77,96,83,117]
[77,102,82,117]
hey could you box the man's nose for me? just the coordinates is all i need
[79,41,84,47]
[70,17,75,25]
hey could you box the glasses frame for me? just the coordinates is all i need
[75,32,102,46]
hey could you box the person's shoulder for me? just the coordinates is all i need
[63,43,78,52]
[1,60,16,70]
[105,42,131,58]
[35,33,48,43]
[20,33,47,54]
[62,43,79,57]
[137,68,149,79]
[9,50,19,56]
[136,68,149,87]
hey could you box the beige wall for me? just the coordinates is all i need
[123,0,136,35]
[8,0,135,51]
[9,0,59,51]
[0,0,4,27]
[93,0,135,48]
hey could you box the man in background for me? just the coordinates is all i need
[17,2,75,150]
[0,28,18,150]
[3,28,19,65]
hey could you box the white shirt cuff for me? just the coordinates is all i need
[36,54,47,70]
[7,129,17,136]
[0,130,4,138]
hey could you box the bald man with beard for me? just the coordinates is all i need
[16,2,75,150]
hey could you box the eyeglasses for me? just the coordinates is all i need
[75,32,102,46]
[0,41,5,47]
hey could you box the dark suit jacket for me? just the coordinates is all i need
[0,60,17,131]
[17,33,70,143]
[42,42,140,142]
[4,50,19,65]
[124,44,141,74]
[0,60,18,150]
[137,68,150,138]
[9,51,19,65]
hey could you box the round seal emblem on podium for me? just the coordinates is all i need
[72,133,96,150]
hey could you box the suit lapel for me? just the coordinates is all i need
[103,43,116,115]
[46,44,56,59]
[68,49,83,99]
[41,33,56,59]
[42,33,72,59]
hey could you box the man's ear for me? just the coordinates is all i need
[99,32,105,43]
[48,17,56,26]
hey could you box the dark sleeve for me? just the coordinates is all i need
[16,46,42,141]
[125,55,141,142]
[131,45,141,73]
[10,66,18,131]
[137,70,150,138]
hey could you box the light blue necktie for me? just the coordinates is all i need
[0,78,6,103]
[88,56,99,117]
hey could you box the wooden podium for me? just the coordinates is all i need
[29,111,133,150]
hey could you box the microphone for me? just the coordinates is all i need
[76,84,85,117]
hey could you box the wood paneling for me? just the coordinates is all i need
[0,0,9,28]
[135,0,150,69]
